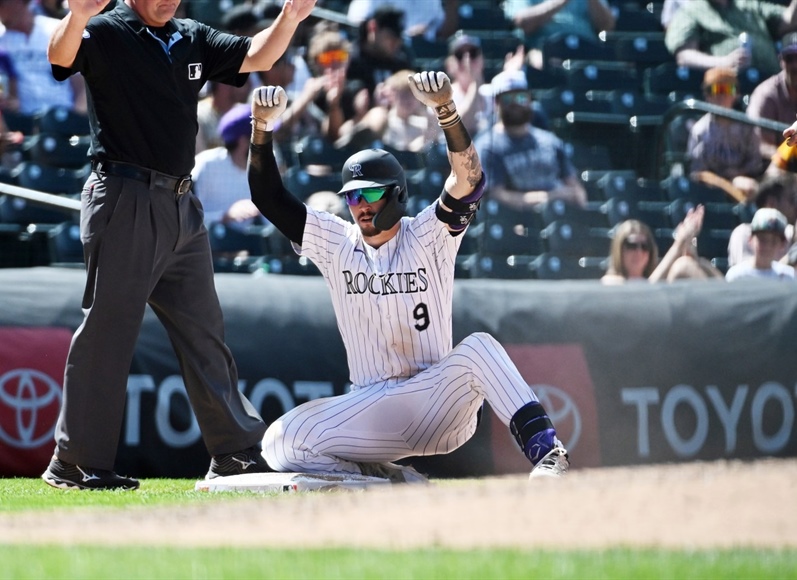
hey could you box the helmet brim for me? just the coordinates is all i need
[338,178,397,194]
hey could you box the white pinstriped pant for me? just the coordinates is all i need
[263,332,540,473]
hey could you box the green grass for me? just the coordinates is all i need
[2,478,796,579]
[0,546,795,579]
[0,477,251,512]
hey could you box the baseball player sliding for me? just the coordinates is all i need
[248,71,569,481]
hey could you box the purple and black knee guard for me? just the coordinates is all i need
[510,402,558,466]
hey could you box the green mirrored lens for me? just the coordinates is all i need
[360,187,387,203]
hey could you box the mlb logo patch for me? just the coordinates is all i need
[188,63,203,80]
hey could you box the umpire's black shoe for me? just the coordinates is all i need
[206,445,273,479]
[42,457,140,490]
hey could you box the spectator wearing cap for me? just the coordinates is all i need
[346,4,414,100]
[726,207,796,279]
[687,67,763,200]
[728,173,797,266]
[444,31,493,137]
[665,0,797,77]
[503,0,616,50]
[473,70,587,212]
[748,32,797,160]
[191,103,268,231]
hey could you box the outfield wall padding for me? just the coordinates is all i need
[1,268,795,478]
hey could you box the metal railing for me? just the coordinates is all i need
[654,98,790,180]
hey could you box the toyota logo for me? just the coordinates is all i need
[0,369,62,449]
[532,385,581,451]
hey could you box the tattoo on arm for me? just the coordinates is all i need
[450,143,482,188]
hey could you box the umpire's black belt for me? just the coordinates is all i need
[92,160,193,195]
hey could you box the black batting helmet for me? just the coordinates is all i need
[339,148,408,231]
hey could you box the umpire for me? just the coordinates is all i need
[41,0,317,490]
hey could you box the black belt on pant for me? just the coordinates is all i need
[92,160,193,195]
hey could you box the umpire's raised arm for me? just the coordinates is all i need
[408,72,486,233]
[248,86,307,245]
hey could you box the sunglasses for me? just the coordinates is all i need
[316,49,349,68]
[705,83,737,96]
[342,186,389,206]
[622,240,651,251]
[454,47,481,60]
[498,91,531,106]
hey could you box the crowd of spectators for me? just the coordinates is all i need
[3,0,797,282]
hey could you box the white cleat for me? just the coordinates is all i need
[529,445,569,480]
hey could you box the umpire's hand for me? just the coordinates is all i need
[252,86,288,132]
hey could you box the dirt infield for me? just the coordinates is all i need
[2,458,796,550]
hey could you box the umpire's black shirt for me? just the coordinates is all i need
[52,2,251,176]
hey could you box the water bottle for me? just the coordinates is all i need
[739,32,751,68]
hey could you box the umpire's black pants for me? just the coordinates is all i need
[53,171,266,471]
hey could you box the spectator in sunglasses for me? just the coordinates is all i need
[748,32,797,160]
[687,67,763,200]
[444,31,493,137]
[474,70,586,212]
[602,206,723,284]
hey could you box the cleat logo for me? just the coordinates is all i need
[232,457,257,470]
[76,466,100,482]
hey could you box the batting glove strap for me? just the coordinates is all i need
[434,100,460,129]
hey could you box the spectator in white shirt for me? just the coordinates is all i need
[192,103,268,230]
[726,208,796,280]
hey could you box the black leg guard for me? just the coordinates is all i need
[510,402,557,464]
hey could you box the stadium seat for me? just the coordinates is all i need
[599,172,666,201]
[293,135,353,172]
[561,61,640,93]
[207,222,280,260]
[476,199,545,257]
[37,106,90,136]
[380,143,426,173]
[14,161,90,195]
[667,198,740,230]
[613,3,663,33]
[602,195,670,228]
[47,221,84,266]
[469,253,537,279]
[282,166,343,201]
[539,198,609,228]
[696,228,733,261]
[23,133,91,169]
[535,87,614,120]
[0,194,77,225]
[456,4,513,32]
[531,252,606,280]
[612,35,672,69]
[643,63,703,98]
[3,110,36,135]
[540,219,611,256]
[541,34,611,71]
[662,175,731,204]
[609,90,671,117]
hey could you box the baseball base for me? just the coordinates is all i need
[195,472,392,493]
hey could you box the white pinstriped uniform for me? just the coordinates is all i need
[262,202,541,473]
